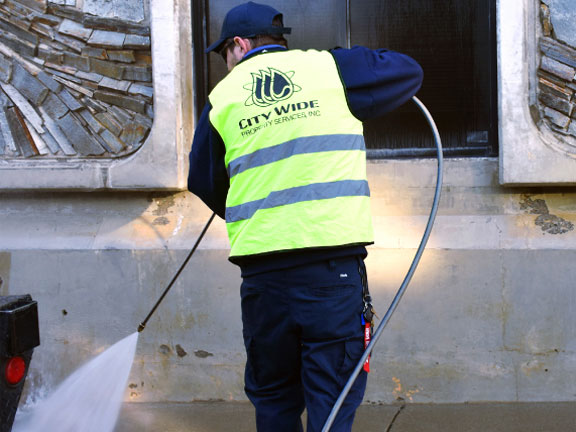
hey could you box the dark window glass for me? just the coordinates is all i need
[193,0,497,158]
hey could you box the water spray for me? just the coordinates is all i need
[137,212,216,333]
[321,95,444,431]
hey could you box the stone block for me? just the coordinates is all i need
[0,106,16,153]
[75,70,102,82]
[82,15,150,36]
[99,128,124,153]
[58,111,105,155]
[538,77,572,100]
[48,4,84,21]
[107,104,132,124]
[45,62,78,77]
[30,22,55,39]
[98,76,130,93]
[123,34,150,49]
[15,0,47,13]
[106,50,135,63]
[120,121,149,146]
[539,92,573,116]
[94,111,122,136]
[82,96,105,113]
[568,121,576,138]
[541,37,576,69]
[63,52,90,72]
[0,121,5,155]
[53,32,86,53]
[38,44,64,64]
[11,63,49,105]
[0,16,39,45]
[548,0,576,47]
[0,54,12,83]
[544,106,570,128]
[39,106,76,155]
[541,56,575,81]
[94,89,146,114]
[39,129,61,154]
[0,88,10,107]
[78,107,103,134]
[58,88,82,111]
[122,65,152,82]
[82,46,108,60]
[0,30,36,58]
[40,91,69,119]
[88,30,125,48]
[53,75,94,97]
[128,83,153,101]
[29,12,62,27]
[0,82,44,133]
[58,18,92,41]
[90,58,124,79]
[37,71,63,92]
[5,107,37,157]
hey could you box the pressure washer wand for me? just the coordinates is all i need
[137,212,216,333]
[321,96,444,431]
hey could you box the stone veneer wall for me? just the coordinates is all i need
[538,1,576,147]
[0,0,152,159]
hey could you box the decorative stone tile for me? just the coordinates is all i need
[58,18,92,40]
[29,12,61,27]
[16,0,47,13]
[99,128,124,153]
[123,34,150,49]
[0,107,16,153]
[25,117,50,155]
[45,62,78,77]
[544,106,570,128]
[94,89,145,113]
[541,56,576,81]
[58,88,82,111]
[107,104,132,123]
[10,63,49,105]
[58,111,104,155]
[0,54,12,83]
[39,106,76,155]
[120,121,149,146]
[98,76,130,93]
[122,65,151,82]
[78,107,103,133]
[90,58,124,79]
[82,46,108,60]
[39,128,61,154]
[48,4,84,21]
[128,83,152,100]
[83,15,149,36]
[539,92,573,116]
[63,52,90,72]
[37,70,63,92]
[5,106,36,157]
[94,111,121,136]
[106,50,135,63]
[0,30,36,57]
[75,70,102,82]
[53,75,94,97]
[53,32,86,53]
[538,77,572,99]
[40,91,69,119]
[88,29,125,48]
[38,44,64,64]
[0,82,44,133]
[0,15,39,45]
[30,22,55,39]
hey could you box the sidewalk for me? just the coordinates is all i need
[116,401,576,431]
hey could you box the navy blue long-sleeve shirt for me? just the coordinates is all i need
[188,45,423,276]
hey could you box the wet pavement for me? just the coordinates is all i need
[116,401,576,431]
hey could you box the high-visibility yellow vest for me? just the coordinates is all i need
[209,49,373,258]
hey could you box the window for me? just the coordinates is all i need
[193,0,498,158]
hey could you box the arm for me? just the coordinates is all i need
[330,46,423,121]
[187,103,229,219]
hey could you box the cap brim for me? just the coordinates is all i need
[205,37,227,54]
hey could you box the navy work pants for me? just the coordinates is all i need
[240,256,368,432]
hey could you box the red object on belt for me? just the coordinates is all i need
[363,321,371,373]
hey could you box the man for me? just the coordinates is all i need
[188,2,423,431]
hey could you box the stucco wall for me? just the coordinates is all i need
[2,158,576,405]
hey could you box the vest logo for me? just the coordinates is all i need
[244,68,302,107]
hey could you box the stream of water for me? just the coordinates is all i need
[12,332,139,432]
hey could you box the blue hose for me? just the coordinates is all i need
[321,96,444,431]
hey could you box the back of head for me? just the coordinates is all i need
[205,2,291,54]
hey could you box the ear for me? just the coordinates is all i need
[234,36,252,55]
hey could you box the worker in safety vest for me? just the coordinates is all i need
[188,2,423,431]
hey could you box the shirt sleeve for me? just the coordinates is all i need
[187,103,229,219]
[330,46,423,121]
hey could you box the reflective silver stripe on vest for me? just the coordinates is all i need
[226,179,370,223]
[228,134,365,178]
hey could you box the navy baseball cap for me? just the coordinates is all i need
[206,2,291,54]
